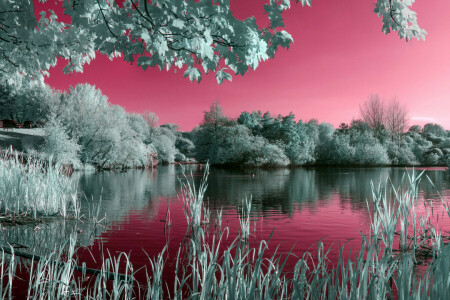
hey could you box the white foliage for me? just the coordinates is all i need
[41,116,81,168]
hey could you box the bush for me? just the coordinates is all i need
[352,131,390,165]
[385,141,418,165]
[318,133,355,165]
[245,141,289,167]
[423,123,447,137]
[41,117,81,168]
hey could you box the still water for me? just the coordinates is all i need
[75,166,450,267]
[4,166,450,290]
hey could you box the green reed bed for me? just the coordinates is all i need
[1,166,450,299]
[0,151,79,219]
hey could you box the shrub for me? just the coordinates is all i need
[385,141,418,165]
[41,116,81,168]
[351,131,390,165]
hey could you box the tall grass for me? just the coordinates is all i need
[239,196,252,241]
[1,167,450,299]
[0,150,79,218]
[179,163,209,232]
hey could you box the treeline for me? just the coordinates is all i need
[0,78,192,169]
[1,77,449,168]
[190,102,450,167]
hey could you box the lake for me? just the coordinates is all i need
[79,166,450,275]
[5,165,450,295]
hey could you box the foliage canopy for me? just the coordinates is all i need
[1,0,426,82]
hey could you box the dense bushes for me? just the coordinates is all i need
[195,125,289,167]
[193,103,449,167]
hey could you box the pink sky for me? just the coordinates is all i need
[42,0,450,131]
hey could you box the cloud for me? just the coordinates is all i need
[410,116,436,122]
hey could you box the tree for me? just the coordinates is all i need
[317,133,355,165]
[41,116,81,167]
[142,112,159,128]
[351,131,390,166]
[238,111,263,135]
[385,98,408,146]
[201,102,230,128]
[408,125,422,134]
[176,137,195,157]
[0,0,95,78]
[0,75,59,124]
[1,0,426,81]
[423,123,447,137]
[360,94,385,133]
[55,84,151,168]
[203,124,289,167]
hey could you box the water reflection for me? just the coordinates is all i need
[0,219,104,256]
[75,167,178,222]
[200,167,449,217]
[2,166,446,258]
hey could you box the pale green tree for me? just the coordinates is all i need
[1,0,426,81]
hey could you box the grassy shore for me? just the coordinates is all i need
[0,150,79,219]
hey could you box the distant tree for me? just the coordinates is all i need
[238,111,263,135]
[152,133,177,164]
[318,133,355,165]
[423,148,443,165]
[404,132,432,164]
[176,137,195,157]
[141,112,159,128]
[284,118,316,165]
[202,102,231,128]
[384,140,418,165]
[385,98,408,146]
[305,119,320,144]
[260,112,283,142]
[55,84,150,168]
[336,123,350,135]
[208,125,289,167]
[360,94,385,133]
[161,123,180,132]
[423,123,447,137]
[318,123,334,143]
[246,137,290,167]
[349,119,371,134]
[128,113,151,142]
[408,125,422,134]
[316,122,334,158]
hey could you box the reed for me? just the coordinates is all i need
[0,150,79,219]
[179,163,209,232]
[239,196,252,241]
